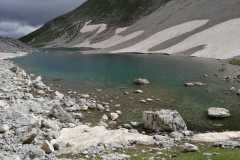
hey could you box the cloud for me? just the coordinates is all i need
[0,0,86,26]
[0,21,40,38]
[0,0,86,38]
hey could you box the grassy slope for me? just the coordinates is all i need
[20,0,171,47]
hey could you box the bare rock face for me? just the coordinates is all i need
[143,110,187,132]
[208,107,231,118]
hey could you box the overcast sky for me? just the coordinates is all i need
[0,0,86,38]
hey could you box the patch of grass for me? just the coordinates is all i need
[124,145,240,160]
[57,145,240,160]
[229,58,240,66]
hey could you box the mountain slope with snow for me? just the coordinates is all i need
[21,0,240,59]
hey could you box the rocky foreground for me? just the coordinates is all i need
[1,58,240,160]
[0,59,195,160]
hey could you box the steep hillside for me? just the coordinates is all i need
[21,0,168,47]
[0,37,32,53]
[21,0,240,59]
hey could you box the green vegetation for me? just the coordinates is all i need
[58,144,240,160]
[229,58,240,66]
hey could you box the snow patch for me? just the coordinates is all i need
[112,20,209,53]
[80,20,107,34]
[159,18,240,59]
[75,30,144,48]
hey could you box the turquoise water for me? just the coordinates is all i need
[13,50,240,131]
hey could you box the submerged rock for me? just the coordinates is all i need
[208,107,231,118]
[133,78,150,85]
[134,89,143,94]
[184,82,207,87]
[143,109,187,132]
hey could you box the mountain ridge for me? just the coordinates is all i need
[21,0,240,59]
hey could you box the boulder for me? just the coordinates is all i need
[184,82,195,87]
[134,89,143,94]
[49,105,75,123]
[208,107,231,118]
[134,78,150,85]
[22,131,38,144]
[153,135,175,148]
[55,91,64,100]
[0,124,9,133]
[143,110,187,132]
[110,113,119,121]
[32,76,46,89]
[79,94,90,98]
[213,140,240,149]
[97,104,105,111]
[181,143,199,152]
[41,140,54,154]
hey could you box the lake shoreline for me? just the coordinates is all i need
[2,51,240,159]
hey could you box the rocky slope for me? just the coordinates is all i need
[0,37,32,54]
[21,0,240,59]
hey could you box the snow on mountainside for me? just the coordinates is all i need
[21,0,240,59]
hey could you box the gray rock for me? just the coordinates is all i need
[208,107,231,118]
[0,124,9,133]
[153,135,175,148]
[41,119,59,131]
[110,112,119,121]
[49,105,75,123]
[184,82,195,87]
[97,104,105,111]
[143,110,187,132]
[213,140,240,149]
[32,76,46,89]
[80,94,90,98]
[22,128,38,144]
[169,131,184,141]
[134,89,143,93]
[54,91,64,99]
[41,140,54,154]
[181,143,199,152]
[101,153,130,160]
[73,112,84,120]
[134,78,150,85]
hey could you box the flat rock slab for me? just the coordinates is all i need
[53,125,154,154]
[192,131,240,143]
[208,107,231,118]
